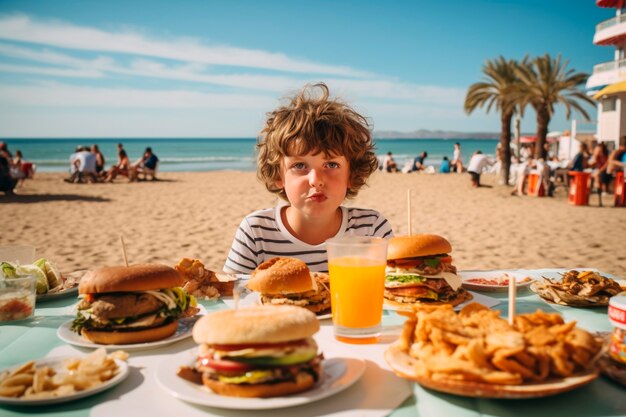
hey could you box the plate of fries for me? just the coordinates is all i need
[385,303,601,398]
[0,348,128,405]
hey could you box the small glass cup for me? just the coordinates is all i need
[326,236,388,344]
[0,275,37,323]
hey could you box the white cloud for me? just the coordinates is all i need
[0,63,102,78]
[0,13,488,136]
[0,82,276,109]
[0,14,370,77]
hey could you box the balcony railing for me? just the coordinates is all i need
[596,13,626,31]
[593,58,626,73]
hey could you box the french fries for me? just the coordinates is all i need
[398,303,602,385]
[0,348,127,399]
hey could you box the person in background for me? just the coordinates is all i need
[11,150,35,185]
[382,151,398,173]
[439,156,451,173]
[589,141,608,191]
[91,144,106,177]
[411,151,428,172]
[66,146,98,183]
[607,143,626,175]
[467,150,494,187]
[105,148,132,182]
[0,141,12,166]
[133,147,159,180]
[0,142,16,194]
[223,82,393,274]
[451,142,464,173]
[569,142,589,172]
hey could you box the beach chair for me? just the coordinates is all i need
[138,162,158,181]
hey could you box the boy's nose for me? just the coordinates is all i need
[308,169,324,187]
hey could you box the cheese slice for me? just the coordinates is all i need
[385,269,461,291]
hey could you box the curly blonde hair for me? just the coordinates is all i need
[257,83,378,200]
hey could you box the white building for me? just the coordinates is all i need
[587,0,626,149]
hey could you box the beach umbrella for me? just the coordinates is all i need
[520,136,536,144]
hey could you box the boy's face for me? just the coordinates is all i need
[276,151,350,218]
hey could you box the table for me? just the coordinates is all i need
[1,269,625,417]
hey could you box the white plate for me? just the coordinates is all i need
[56,306,205,351]
[0,357,128,405]
[240,292,332,320]
[384,291,500,311]
[460,270,534,293]
[155,349,365,409]
[37,285,79,301]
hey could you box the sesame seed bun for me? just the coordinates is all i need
[387,234,452,260]
[192,305,319,345]
[79,264,183,294]
[247,257,314,294]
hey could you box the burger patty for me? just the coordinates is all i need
[260,294,331,314]
[259,273,331,314]
[79,293,165,319]
[385,287,469,303]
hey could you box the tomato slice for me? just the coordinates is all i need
[199,357,254,372]
[210,339,308,352]
[438,256,453,264]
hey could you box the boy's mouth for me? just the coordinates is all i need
[307,192,327,202]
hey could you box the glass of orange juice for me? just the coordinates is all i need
[326,236,388,344]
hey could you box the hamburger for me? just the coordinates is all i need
[71,264,199,345]
[179,305,323,398]
[385,234,471,307]
[247,257,331,315]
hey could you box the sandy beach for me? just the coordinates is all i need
[3,171,626,278]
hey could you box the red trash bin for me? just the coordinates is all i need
[568,171,591,206]
[615,171,625,207]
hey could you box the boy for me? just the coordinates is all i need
[224,83,393,274]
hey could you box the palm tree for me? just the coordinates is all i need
[515,54,594,160]
[465,56,522,185]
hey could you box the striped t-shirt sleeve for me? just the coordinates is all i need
[346,208,394,239]
[223,217,260,274]
[371,211,394,238]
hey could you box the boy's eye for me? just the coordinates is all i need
[326,161,340,169]
[292,162,307,170]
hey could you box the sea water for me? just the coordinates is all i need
[3,138,498,173]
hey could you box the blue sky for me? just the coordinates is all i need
[0,0,611,137]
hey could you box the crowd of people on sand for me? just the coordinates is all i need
[381,142,470,176]
[0,141,36,195]
[64,143,159,184]
[379,137,626,196]
[507,139,626,197]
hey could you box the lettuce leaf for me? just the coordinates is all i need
[385,274,427,284]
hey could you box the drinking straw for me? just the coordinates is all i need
[119,235,129,267]
[508,275,516,326]
[407,189,412,237]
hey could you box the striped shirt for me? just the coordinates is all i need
[223,206,394,274]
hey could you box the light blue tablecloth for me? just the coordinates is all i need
[1,269,625,417]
